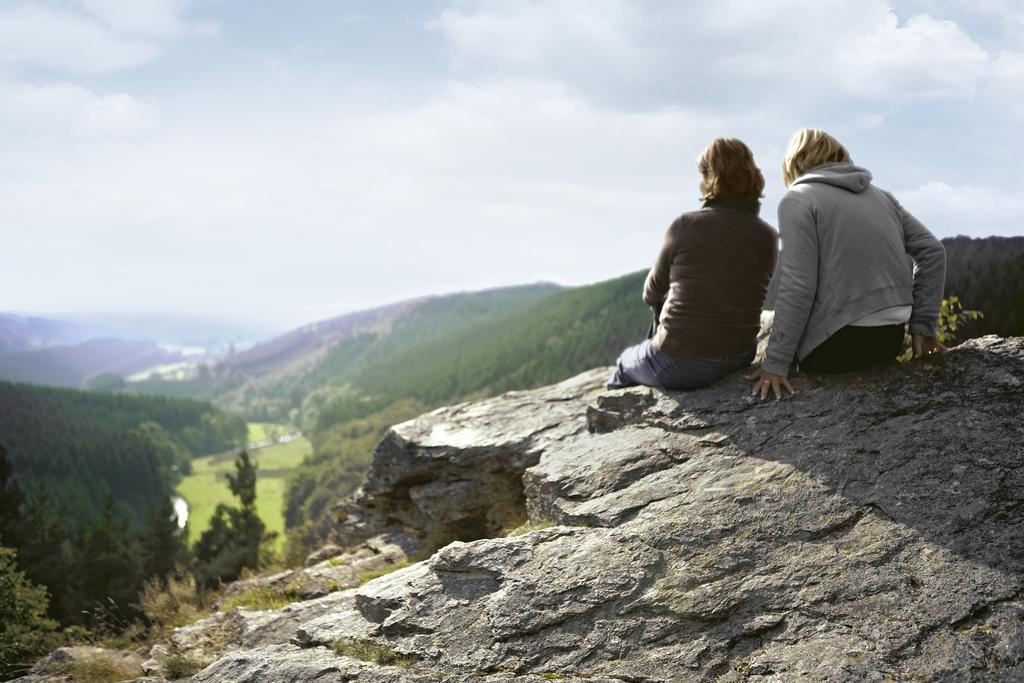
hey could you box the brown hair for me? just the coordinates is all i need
[782,128,851,186]
[698,138,765,201]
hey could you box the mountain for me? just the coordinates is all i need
[0,313,103,353]
[0,381,246,519]
[122,235,1023,530]
[0,338,185,389]
[127,282,566,415]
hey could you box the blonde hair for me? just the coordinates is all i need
[697,137,765,201]
[782,128,851,187]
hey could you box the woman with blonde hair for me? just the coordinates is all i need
[608,137,778,390]
[749,128,946,400]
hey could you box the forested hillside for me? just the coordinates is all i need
[0,382,246,518]
[285,271,649,526]
[127,283,563,419]
[943,236,1024,337]
[0,385,248,638]
[0,338,185,389]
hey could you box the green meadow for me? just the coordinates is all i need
[176,422,311,550]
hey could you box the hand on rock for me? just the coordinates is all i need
[912,334,946,359]
[745,367,795,401]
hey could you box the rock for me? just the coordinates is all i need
[329,369,610,548]
[305,543,345,567]
[218,532,423,606]
[184,336,1024,679]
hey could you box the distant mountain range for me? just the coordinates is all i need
[0,313,104,353]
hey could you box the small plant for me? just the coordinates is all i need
[897,295,983,362]
[161,653,206,678]
[331,638,418,668]
[219,585,299,612]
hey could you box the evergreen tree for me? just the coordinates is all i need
[0,445,23,548]
[193,451,275,588]
[14,487,74,624]
[74,496,143,624]
[138,497,189,582]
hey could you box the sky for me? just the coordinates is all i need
[1,0,1022,331]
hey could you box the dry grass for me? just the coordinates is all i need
[331,638,418,668]
[139,569,210,638]
[46,656,141,683]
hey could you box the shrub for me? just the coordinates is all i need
[0,547,60,679]
[138,568,208,638]
[161,653,206,678]
[897,296,983,362]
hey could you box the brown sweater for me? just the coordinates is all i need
[644,198,779,358]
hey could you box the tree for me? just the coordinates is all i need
[0,445,23,548]
[0,547,59,679]
[14,487,74,624]
[74,496,143,624]
[138,498,189,583]
[193,451,275,588]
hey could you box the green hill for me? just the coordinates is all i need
[285,271,649,526]
[0,382,246,519]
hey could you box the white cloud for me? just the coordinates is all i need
[0,5,158,73]
[0,1,214,75]
[81,0,187,36]
[0,81,156,141]
[436,0,992,106]
[0,2,1019,325]
[898,181,1024,236]
[987,50,1024,116]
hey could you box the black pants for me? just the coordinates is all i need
[799,324,905,374]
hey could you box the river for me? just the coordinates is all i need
[173,495,189,529]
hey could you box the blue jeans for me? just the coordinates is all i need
[607,340,754,390]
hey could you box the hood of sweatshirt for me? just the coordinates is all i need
[793,162,873,194]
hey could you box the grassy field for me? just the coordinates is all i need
[176,423,310,550]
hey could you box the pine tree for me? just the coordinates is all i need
[138,497,189,582]
[0,445,23,548]
[193,451,275,588]
[74,496,143,624]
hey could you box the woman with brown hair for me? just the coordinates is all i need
[608,138,779,390]
[748,128,946,400]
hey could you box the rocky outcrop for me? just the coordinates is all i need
[185,335,1024,681]
[23,337,1022,682]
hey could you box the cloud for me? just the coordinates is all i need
[0,1,214,75]
[81,0,187,36]
[435,0,994,107]
[898,181,1024,236]
[0,81,156,141]
[987,50,1024,116]
[0,5,158,73]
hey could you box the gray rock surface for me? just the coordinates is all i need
[191,336,1023,681]
[24,337,1024,682]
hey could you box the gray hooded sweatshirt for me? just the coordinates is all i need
[762,162,946,377]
